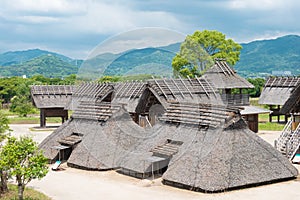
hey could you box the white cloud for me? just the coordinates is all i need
[226,0,285,10]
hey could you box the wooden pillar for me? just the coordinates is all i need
[40,109,46,127]
[269,105,272,122]
[277,105,280,122]
[225,88,231,94]
[285,114,289,123]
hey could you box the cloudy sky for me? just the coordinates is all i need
[0,0,299,59]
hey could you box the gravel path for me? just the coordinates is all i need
[9,124,300,200]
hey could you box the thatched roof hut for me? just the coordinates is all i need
[120,101,297,192]
[39,81,150,169]
[202,59,254,90]
[280,83,300,114]
[202,59,268,132]
[259,77,300,122]
[31,85,74,127]
[39,78,298,192]
[259,77,300,106]
[31,85,73,108]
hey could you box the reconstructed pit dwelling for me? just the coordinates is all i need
[38,60,298,193]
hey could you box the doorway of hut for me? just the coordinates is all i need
[134,88,166,128]
[51,145,72,163]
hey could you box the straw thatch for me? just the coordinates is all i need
[259,77,300,106]
[112,81,145,112]
[202,59,254,89]
[120,104,297,192]
[31,85,73,108]
[65,83,114,110]
[280,83,300,114]
[39,78,298,192]
[162,118,297,192]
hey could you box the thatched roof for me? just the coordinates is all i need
[159,102,238,128]
[120,114,298,192]
[259,77,300,105]
[39,107,156,169]
[31,85,73,109]
[112,81,145,113]
[39,78,297,192]
[280,83,300,114]
[202,60,254,89]
[162,119,297,192]
[65,83,114,110]
[136,77,220,111]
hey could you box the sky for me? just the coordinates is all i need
[0,0,299,59]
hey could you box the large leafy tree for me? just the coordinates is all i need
[172,30,242,77]
[0,136,48,200]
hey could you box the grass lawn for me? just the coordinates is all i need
[258,122,285,131]
[250,98,287,131]
[9,116,63,124]
[1,184,51,200]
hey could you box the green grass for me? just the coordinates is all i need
[258,122,285,131]
[9,116,62,124]
[1,184,51,200]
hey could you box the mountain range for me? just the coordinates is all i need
[0,35,299,78]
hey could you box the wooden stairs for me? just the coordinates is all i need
[275,121,300,160]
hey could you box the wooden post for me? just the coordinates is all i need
[269,105,272,122]
[277,105,280,122]
[40,109,46,127]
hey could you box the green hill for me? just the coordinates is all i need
[0,49,73,66]
[78,47,176,80]
[236,35,300,77]
[0,54,79,78]
[1,35,299,79]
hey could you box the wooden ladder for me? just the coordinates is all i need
[276,121,300,160]
[275,120,292,155]
[286,123,300,159]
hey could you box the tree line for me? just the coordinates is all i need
[0,74,76,117]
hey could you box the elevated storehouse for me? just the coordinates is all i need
[275,82,300,161]
[203,59,269,132]
[31,85,73,127]
[259,76,300,122]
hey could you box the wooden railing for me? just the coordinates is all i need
[275,121,300,160]
[286,123,300,159]
[275,120,292,152]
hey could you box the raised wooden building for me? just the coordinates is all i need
[203,59,270,132]
[259,76,300,122]
[275,82,300,161]
[31,85,73,127]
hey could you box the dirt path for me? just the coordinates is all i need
[9,124,300,200]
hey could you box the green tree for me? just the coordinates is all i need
[0,110,10,196]
[0,136,48,200]
[62,74,77,85]
[9,82,35,117]
[172,30,242,77]
[247,78,266,97]
[98,76,121,83]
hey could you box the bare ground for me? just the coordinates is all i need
[9,124,300,200]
